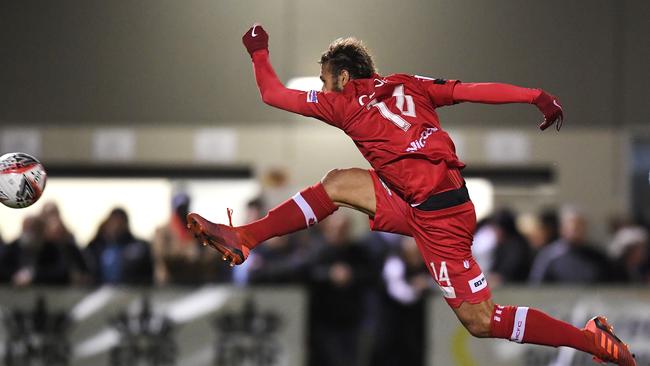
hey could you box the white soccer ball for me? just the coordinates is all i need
[0,152,47,209]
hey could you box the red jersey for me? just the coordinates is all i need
[251,50,540,205]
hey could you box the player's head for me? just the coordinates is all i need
[319,37,375,92]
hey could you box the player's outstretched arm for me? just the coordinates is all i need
[452,82,564,131]
[242,24,337,123]
[242,24,286,108]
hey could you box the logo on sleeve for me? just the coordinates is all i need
[307,90,319,103]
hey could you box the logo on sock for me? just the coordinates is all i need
[292,192,318,227]
[510,307,529,343]
[513,320,524,342]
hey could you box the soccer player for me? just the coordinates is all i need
[188,24,636,365]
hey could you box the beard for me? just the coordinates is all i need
[333,79,344,92]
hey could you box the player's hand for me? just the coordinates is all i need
[534,90,564,131]
[242,23,269,57]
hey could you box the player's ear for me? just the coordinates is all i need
[339,69,350,87]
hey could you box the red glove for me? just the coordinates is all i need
[242,23,269,58]
[534,91,564,131]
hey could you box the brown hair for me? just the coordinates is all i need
[320,37,376,79]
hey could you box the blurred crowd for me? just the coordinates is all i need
[0,190,648,366]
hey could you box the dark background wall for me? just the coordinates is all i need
[1,0,648,126]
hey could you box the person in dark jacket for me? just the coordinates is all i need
[529,206,610,284]
[1,213,88,286]
[85,208,153,285]
[489,209,533,285]
[307,213,375,366]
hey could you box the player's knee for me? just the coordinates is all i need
[460,311,492,338]
[321,168,345,199]
[322,168,364,201]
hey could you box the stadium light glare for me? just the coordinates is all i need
[287,77,322,91]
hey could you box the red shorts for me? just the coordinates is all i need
[368,170,491,308]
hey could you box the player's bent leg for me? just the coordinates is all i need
[451,299,494,338]
[186,167,376,266]
[321,168,376,216]
[451,298,636,365]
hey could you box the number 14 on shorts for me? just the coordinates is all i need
[430,261,456,299]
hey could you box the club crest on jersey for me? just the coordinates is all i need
[405,127,438,152]
[307,90,319,103]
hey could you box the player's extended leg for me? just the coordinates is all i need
[186,168,376,265]
[452,299,636,365]
[406,195,636,365]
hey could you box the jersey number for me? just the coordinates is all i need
[430,261,456,299]
[372,84,416,131]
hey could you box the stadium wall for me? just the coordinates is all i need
[0,0,648,127]
[0,286,648,366]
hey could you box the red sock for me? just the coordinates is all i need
[490,305,594,354]
[240,183,338,247]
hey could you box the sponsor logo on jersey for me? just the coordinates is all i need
[463,260,470,269]
[468,273,488,293]
[405,127,438,152]
[307,90,318,103]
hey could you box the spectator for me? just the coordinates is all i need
[151,193,228,285]
[246,233,313,285]
[40,202,75,245]
[355,231,403,366]
[529,206,610,284]
[85,208,153,285]
[472,218,497,275]
[488,209,533,285]
[233,197,312,286]
[307,213,375,366]
[538,208,560,249]
[608,226,649,283]
[520,208,559,252]
[34,213,89,285]
[0,216,45,284]
[1,212,88,286]
[361,231,403,269]
[373,237,431,366]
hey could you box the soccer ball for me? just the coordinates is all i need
[0,152,47,208]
